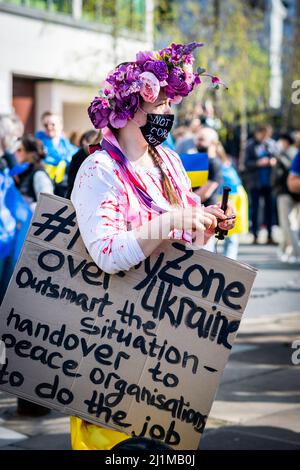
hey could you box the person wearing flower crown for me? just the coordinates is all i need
[70,42,235,450]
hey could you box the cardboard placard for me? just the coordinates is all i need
[0,194,257,449]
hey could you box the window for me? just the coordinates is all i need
[3,0,72,15]
[82,0,145,31]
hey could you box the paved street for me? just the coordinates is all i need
[201,240,300,449]
[0,241,299,450]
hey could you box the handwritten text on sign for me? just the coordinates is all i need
[0,194,257,449]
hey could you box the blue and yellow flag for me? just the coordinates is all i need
[179,152,209,188]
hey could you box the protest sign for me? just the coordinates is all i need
[0,193,257,449]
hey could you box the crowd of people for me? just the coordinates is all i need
[172,120,300,263]
[1,110,300,313]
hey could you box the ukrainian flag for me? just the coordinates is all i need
[179,152,209,188]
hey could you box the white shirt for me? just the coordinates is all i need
[71,136,200,274]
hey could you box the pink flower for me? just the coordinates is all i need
[139,71,160,103]
[183,62,194,85]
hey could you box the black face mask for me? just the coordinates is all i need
[140,113,174,147]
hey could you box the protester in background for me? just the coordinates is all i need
[0,114,23,169]
[272,134,299,262]
[288,136,300,195]
[217,143,249,260]
[193,127,223,207]
[286,149,300,264]
[36,111,77,197]
[0,114,26,304]
[0,116,18,292]
[13,134,53,416]
[14,135,53,212]
[0,124,49,415]
[66,129,102,199]
[245,124,278,245]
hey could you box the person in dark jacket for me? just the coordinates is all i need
[66,129,102,199]
[272,134,299,262]
[245,124,278,244]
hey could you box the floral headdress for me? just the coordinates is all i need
[88,42,226,130]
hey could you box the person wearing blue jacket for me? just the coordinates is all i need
[36,111,77,197]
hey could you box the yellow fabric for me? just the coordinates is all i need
[70,416,129,450]
[187,170,209,188]
[44,160,67,184]
[217,185,249,236]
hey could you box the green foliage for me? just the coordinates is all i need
[155,0,270,128]
[281,11,300,130]
[80,0,145,32]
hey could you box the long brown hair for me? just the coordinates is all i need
[148,145,181,206]
[21,134,46,168]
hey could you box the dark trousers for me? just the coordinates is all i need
[250,186,273,238]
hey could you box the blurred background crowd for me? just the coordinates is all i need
[1,0,300,305]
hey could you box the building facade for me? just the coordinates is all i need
[0,0,153,134]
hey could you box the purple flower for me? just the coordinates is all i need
[115,82,132,99]
[165,67,190,98]
[136,50,156,64]
[126,63,143,83]
[158,46,172,60]
[194,75,201,85]
[184,54,194,65]
[107,64,127,86]
[109,110,128,129]
[109,94,140,128]
[88,97,111,129]
[143,60,168,82]
[121,94,140,117]
[181,42,204,56]
[159,42,203,66]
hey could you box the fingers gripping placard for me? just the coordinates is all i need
[0,194,257,450]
